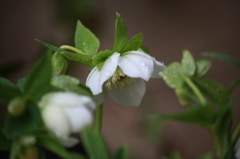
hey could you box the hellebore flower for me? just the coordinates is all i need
[86,51,165,106]
[38,92,96,147]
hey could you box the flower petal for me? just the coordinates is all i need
[63,106,93,133]
[108,78,146,106]
[86,66,102,95]
[99,52,120,85]
[119,51,154,81]
[93,91,108,106]
[151,59,166,78]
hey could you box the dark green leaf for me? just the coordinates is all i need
[203,52,240,69]
[52,52,69,75]
[223,78,240,103]
[121,33,143,53]
[193,78,225,107]
[35,39,68,54]
[113,13,128,52]
[81,127,110,159]
[92,50,114,66]
[0,129,11,150]
[4,103,42,139]
[160,62,184,88]
[113,144,129,159]
[17,77,27,94]
[170,152,182,159]
[195,59,212,77]
[24,51,52,101]
[139,44,150,54]
[0,77,21,104]
[51,75,92,97]
[149,105,216,128]
[198,153,213,159]
[181,50,196,77]
[63,52,93,66]
[75,20,100,55]
[36,134,86,159]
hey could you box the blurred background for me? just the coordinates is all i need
[0,0,240,158]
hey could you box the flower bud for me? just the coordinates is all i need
[52,52,69,75]
[8,97,26,116]
[38,92,96,147]
[175,87,194,107]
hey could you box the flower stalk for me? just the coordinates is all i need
[60,45,85,55]
[94,104,103,132]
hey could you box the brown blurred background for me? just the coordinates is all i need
[0,0,240,158]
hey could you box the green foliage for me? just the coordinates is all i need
[51,75,92,97]
[161,152,182,159]
[198,153,213,159]
[113,13,128,52]
[36,134,86,159]
[121,33,143,53]
[195,59,212,77]
[0,77,21,104]
[181,50,196,77]
[81,127,110,159]
[92,50,114,66]
[203,52,240,69]
[0,129,11,150]
[113,145,129,159]
[4,103,42,139]
[75,20,100,55]
[52,52,69,75]
[24,51,52,102]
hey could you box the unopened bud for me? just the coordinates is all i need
[52,52,69,75]
[8,97,26,116]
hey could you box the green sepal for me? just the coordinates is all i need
[24,50,52,101]
[92,50,114,66]
[120,33,143,53]
[195,59,212,77]
[52,52,69,75]
[113,13,128,52]
[75,20,100,55]
[181,50,196,77]
[35,39,93,66]
[81,126,110,159]
[113,144,129,159]
[51,75,92,97]
[203,52,240,69]
[160,62,184,89]
[3,103,42,139]
[0,77,21,104]
[36,134,86,159]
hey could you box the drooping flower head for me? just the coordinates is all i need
[38,92,96,147]
[86,51,165,106]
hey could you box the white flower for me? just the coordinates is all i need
[86,51,165,106]
[38,92,96,147]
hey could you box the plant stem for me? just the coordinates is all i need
[211,130,223,159]
[184,77,206,105]
[94,104,103,132]
[60,45,85,55]
[232,121,240,142]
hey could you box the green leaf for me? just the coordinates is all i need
[0,129,11,150]
[51,75,92,97]
[63,52,93,66]
[113,144,129,159]
[198,153,213,159]
[52,52,69,75]
[139,44,150,54]
[181,50,196,77]
[193,78,225,107]
[113,13,128,52]
[149,105,216,128]
[35,39,68,54]
[121,33,143,53]
[0,77,21,103]
[24,51,52,101]
[4,103,42,139]
[75,20,100,55]
[160,62,184,88]
[203,52,240,69]
[81,127,110,159]
[17,77,27,94]
[36,134,86,159]
[170,152,182,159]
[223,78,240,103]
[195,59,212,77]
[92,50,114,66]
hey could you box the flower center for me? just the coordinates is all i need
[105,68,134,90]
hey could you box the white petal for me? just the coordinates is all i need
[151,59,166,78]
[119,51,154,81]
[108,78,146,106]
[93,91,108,106]
[86,66,102,95]
[42,106,71,139]
[63,107,93,133]
[99,53,120,85]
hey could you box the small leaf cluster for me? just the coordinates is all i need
[151,51,240,159]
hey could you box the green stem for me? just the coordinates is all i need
[184,77,206,105]
[94,104,103,132]
[59,45,85,55]
[232,121,240,142]
[211,130,223,159]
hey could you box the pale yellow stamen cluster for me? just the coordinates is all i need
[105,68,134,90]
